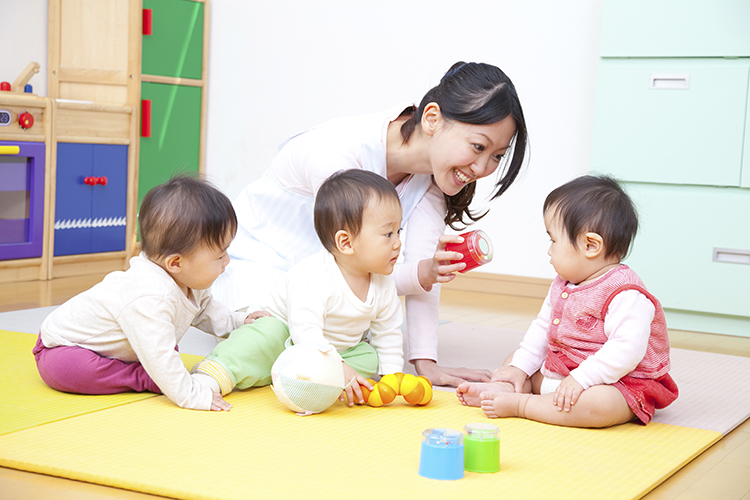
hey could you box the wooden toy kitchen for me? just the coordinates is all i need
[0,0,209,285]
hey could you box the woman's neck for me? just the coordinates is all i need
[385,117,431,185]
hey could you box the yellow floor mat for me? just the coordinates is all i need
[0,386,720,500]
[0,329,202,436]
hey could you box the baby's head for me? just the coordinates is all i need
[543,175,637,282]
[139,175,237,288]
[314,169,402,275]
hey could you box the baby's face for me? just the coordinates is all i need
[174,232,233,291]
[544,208,588,285]
[350,197,402,276]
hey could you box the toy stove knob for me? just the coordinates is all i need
[18,112,34,130]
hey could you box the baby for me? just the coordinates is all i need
[456,175,678,427]
[34,175,266,411]
[192,168,404,405]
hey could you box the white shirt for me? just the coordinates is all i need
[40,254,247,410]
[260,250,404,375]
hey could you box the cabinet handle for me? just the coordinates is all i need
[713,247,750,265]
[143,9,153,35]
[650,74,690,90]
[141,99,151,138]
[0,145,20,155]
[96,176,108,186]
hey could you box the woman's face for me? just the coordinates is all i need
[428,114,517,197]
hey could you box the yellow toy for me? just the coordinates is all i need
[359,372,433,407]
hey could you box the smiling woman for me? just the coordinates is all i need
[211,61,529,387]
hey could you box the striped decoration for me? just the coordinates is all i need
[54,217,127,230]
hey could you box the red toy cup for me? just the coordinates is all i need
[446,230,493,273]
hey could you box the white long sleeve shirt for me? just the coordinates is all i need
[260,250,404,375]
[40,255,247,410]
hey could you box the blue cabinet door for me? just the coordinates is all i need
[54,143,128,256]
[91,144,128,253]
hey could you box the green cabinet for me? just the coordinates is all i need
[138,0,207,207]
[593,0,750,337]
[142,0,204,79]
[592,58,750,187]
[138,82,202,207]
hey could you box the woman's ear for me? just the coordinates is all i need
[335,230,355,255]
[582,232,605,258]
[420,102,441,137]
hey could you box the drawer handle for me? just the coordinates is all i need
[143,9,152,35]
[713,247,750,265]
[0,145,20,155]
[141,99,151,138]
[650,74,690,90]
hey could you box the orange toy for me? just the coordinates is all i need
[358,372,433,407]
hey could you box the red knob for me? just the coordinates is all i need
[84,176,93,185]
[18,112,34,129]
[0,82,10,91]
[97,176,108,185]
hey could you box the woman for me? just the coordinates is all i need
[212,61,528,387]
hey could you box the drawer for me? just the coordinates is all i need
[622,183,750,318]
[592,58,750,187]
[600,0,750,57]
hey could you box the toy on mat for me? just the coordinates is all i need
[359,372,433,407]
[271,343,346,416]
[446,230,493,273]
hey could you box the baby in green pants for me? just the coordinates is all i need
[192,169,405,406]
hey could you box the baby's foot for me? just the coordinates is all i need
[456,381,514,407]
[480,391,531,419]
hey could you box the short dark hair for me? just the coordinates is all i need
[400,61,528,229]
[543,175,638,260]
[138,174,237,259]
[314,169,401,253]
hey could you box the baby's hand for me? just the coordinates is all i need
[553,376,583,412]
[490,365,527,393]
[340,362,371,406]
[243,310,271,324]
[210,391,232,411]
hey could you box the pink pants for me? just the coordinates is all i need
[33,335,161,395]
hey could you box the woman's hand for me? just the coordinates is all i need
[417,234,466,291]
[340,362,372,406]
[243,310,271,324]
[414,359,491,387]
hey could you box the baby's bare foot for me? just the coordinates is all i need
[480,392,532,419]
[456,381,514,407]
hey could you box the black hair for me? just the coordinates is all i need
[138,174,237,259]
[314,169,401,253]
[399,61,528,229]
[543,175,638,260]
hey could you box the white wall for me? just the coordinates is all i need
[0,0,48,96]
[3,0,602,281]
[206,0,602,280]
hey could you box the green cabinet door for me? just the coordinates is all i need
[592,58,750,187]
[622,182,750,318]
[138,82,201,207]
[142,0,204,79]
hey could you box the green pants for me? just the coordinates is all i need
[207,317,379,390]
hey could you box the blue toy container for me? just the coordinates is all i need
[418,428,464,480]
